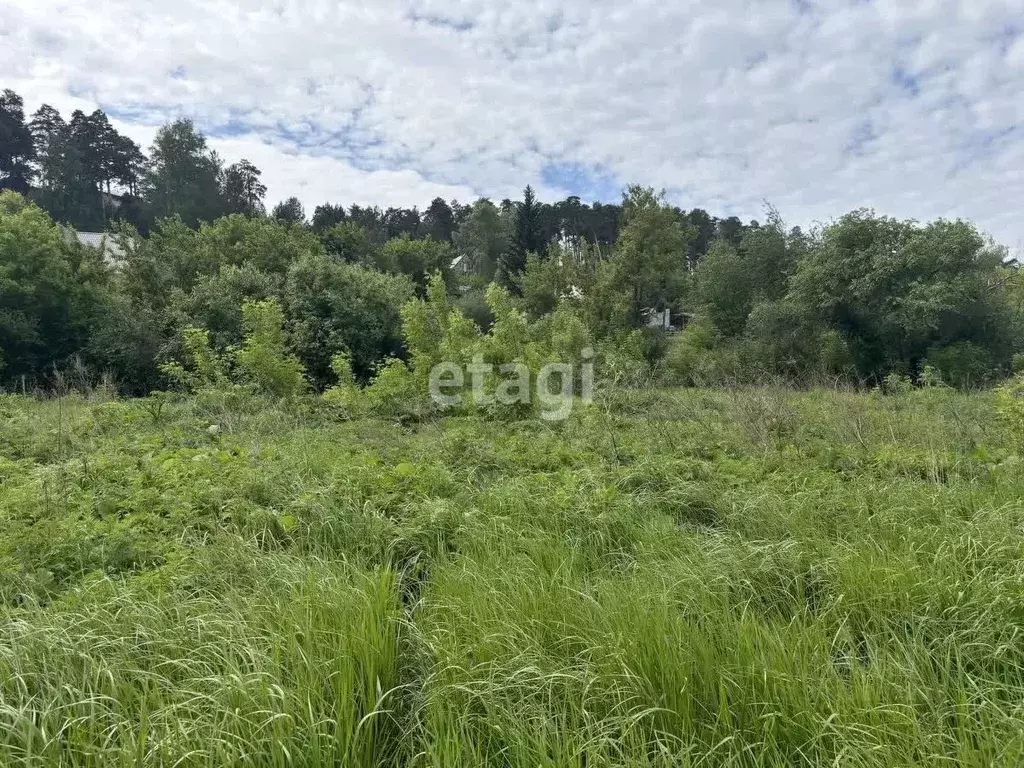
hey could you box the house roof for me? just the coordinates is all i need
[63,229,126,264]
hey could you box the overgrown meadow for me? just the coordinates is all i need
[2,383,1023,766]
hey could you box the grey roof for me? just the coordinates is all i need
[64,230,126,264]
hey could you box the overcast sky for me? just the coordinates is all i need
[3,0,1023,247]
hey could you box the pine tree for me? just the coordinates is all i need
[272,197,306,226]
[0,90,36,194]
[422,197,456,241]
[223,159,267,217]
[29,104,67,191]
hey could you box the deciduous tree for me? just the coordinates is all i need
[145,119,224,227]
[453,198,509,281]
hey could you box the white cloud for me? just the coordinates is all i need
[208,136,477,211]
[2,0,1024,245]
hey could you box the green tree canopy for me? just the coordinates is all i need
[376,235,453,294]
[453,198,509,282]
[272,197,306,226]
[502,185,545,286]
[222,160,267,217]
[0,192,104,380]
[692,240,753,337]
[322,221,376,264]
[422,197,456,242]
[284,254,414,385]
[144,119,224,228]
[611,186,694,327]
[791,211,1012,379]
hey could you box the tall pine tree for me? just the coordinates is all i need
[223,159,267,217]
[422,197,456,242]
[29,104,68,197]
[0,90,35,194]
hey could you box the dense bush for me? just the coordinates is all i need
[924,341,996,389]
[374,235,453,294]
[284,253,413,386]
[663,321,739,386]
[453,287,495,331]
[234,300,307,399]
[0,191,99,379]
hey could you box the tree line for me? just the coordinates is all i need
[0,88,748,254]
[2,86,1022,395]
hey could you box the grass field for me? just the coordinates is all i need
[1,386,1023,766]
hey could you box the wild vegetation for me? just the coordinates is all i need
[2,382,1024,765]
[1,180,1022,398]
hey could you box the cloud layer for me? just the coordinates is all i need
[3,0,1023,245]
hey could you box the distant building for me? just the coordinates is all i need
[642,307,693,332]
[63,229,126,265]
[643,307,673,331]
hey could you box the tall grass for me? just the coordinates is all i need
[0,544,401,766]
[0,386,1022,765]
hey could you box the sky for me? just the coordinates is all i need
[2,0,1023,248]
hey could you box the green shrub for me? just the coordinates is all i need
[995,373,1024,446]
[600,330,654,388]
[363,358,429,420]
[663,320,742,387]
[453,288,494,331]
[878,372,913,396]
[917,363,949,389]
[817,328,855,379]
[925,341,996,390]
[234,299,307,399]
[285,254,413,385]
[159,326,229,391]
[322,351,361,415]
